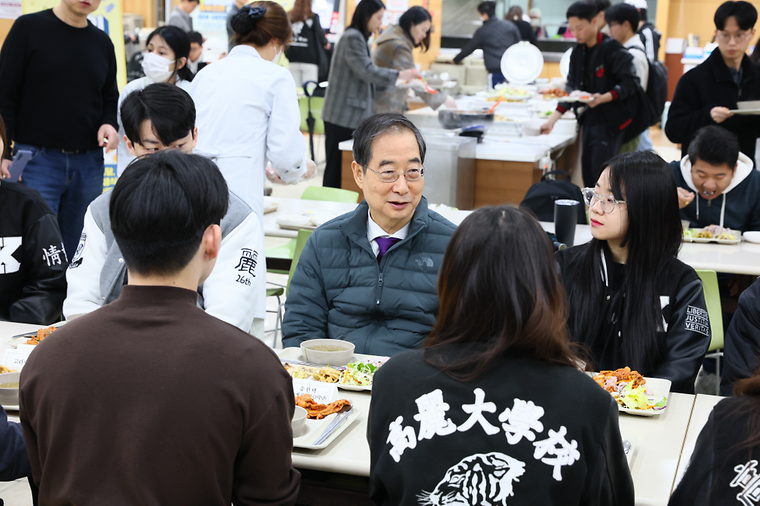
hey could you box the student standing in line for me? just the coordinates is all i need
[556,151,711,394]
[0,0,119,258]
[666,1,760,165]
[191,1,316,217]
[505,5,538,45]
[116,26,193,176]
[368,206,634,506]
[452,1,520,88]
[605,2,649,152]
[373,6,456,113]
[321,0,418,188]
[286,0,331,88]
[625,0,661,62]
[187,31,208,76]
[540,1,640,187]
[167,0,199,32]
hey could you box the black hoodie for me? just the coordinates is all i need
[665,50,760,165]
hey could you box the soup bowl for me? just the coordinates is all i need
[301,339,355,366]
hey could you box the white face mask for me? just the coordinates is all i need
[142,52,176,83]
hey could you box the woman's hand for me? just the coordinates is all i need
[398,68,420,82]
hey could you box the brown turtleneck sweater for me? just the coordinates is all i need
[20,285,300,506]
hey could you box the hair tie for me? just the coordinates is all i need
[248,6,266,19]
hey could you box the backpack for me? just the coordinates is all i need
[519,171,586,224]
[622,46,668,143]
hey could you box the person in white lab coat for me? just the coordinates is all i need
[190,1,316,220]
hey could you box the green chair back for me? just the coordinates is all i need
[287,229,314,296]
[301,186,359,203]
[696,269,724,351]
[298,96,325,135]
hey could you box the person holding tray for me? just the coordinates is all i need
[557,151,711,394]
[368,206,635,506]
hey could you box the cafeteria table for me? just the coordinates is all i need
[265,197,760,275]
[672,394,724,490]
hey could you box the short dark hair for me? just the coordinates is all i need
[353,113,426,170]
[146,26,194,82]
[605,2,639,32]
[188,31,203,45]
[399,6,432,51]
[715,1,757,30]
[349,0,385,40]
[110,150,229,276]
[567,1,596,21]
[477,1,496,18]
[183,0,200,4]
[424,206,578,381]
[688,126,740,169]
[639,7,648,22]
[121,83,196,148]
[590,0,611,15]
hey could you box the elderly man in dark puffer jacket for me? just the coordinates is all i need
[282,113,456,356]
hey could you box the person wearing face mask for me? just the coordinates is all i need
[190,2,316,217]
[671,126,760,233]
[373,6,456,114]
[116,26,193,176]
[556,151,710,394]
[321,0,420,188]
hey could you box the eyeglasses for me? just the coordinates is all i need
[365,166,425,183]
[716,30,752,43]
[581,187,626,213]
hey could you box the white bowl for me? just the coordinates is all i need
[744,231,760,243]
[0,372,20,406]
[292,405,308,437]
[301,339,355,366]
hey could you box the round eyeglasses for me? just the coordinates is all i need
[365,166,425,183]
[581,187,626,214]
[716,30,752,43]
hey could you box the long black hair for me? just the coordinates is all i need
[146,26,194,83]
[399,6,432,51]
[349,0,385,40]
[567,151,683,373]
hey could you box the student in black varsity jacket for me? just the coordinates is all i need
[670,372,760,505]
[368,207,634,506]
[541,1,640,187]
[556,152,710,394]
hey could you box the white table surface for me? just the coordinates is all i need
[266,198,760,275]
[672,394,724,490]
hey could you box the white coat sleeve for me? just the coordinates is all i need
[200,213,265,334]
[62,207,108,319]
[266,72,308,184]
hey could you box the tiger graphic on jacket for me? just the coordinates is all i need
[417,452,526,506]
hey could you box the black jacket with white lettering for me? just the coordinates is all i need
[0,181,67,324]
[368,349,635,506]
[669,396,760,506]
[557,245,711,394]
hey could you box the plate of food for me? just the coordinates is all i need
[339,360,387,391]
[591,367,670,416]
[562,90,594,103]
[540,87,569,100]
[6,325,59,348]
[263,202,280,214]
[293,394,357,450]
[683,225,741,244]
[281,354,388,391]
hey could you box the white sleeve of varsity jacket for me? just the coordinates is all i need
[63,206,108,319]
[201,213,265,336]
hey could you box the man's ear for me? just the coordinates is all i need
[352,161,365,190]
[192,127,199,149]
[202,224,222,261]
[125,135,137,156]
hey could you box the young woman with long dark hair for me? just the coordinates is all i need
[670,368,760,505]
[557,151,711,393]
[368,206,634,506]
[285,0,331,87]
[116,26,193,175]
[320,0,419,188]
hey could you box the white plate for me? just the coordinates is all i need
[310,215,335,227]
[279,348,381,391]
[293,406,359,450]
[729,108,760,115]
[559,48,572,79]
[685,229,742,244]
[619,377,671,416]
[277,214,312,227]
[2,404,18,412]
[743,231,760,243]
[264,202,280,214]
[500,42,544,85]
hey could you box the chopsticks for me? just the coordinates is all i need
[487,97,504,114]
[311,405,354,446]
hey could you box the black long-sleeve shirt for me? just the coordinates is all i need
[0,10,119,153]
[0,181,67,324]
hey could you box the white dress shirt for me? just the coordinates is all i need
[190,45,308,217]
[367,210,410,256]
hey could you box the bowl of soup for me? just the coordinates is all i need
[292,405,308,438]
[301,339,355,366]
[0,372,20,406]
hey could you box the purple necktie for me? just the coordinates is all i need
[376,237,400,263]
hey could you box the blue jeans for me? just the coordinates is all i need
[16,144,104,258]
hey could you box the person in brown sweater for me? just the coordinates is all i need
[19,150,300,506]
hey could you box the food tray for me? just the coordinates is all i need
[619,377,671,417]
[683,229,741,244]
[293,406,359,450]
[279,348,383,391]
[278,223,317,231]
[264,202,280,214]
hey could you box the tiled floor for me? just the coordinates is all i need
[0,129,682,504]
